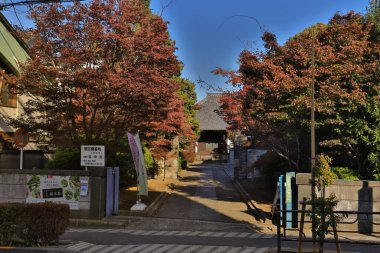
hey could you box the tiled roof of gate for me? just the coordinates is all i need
[196,93,227,131]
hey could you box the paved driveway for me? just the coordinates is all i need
[154,161,266,232]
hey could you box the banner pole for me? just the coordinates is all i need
[136,179,140,203]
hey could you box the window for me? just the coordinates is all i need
[0,70,17,108]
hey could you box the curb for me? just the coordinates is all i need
[69,185,173,228]
[146,185,173,216]
[1,247,76,253]
[69,218,126,228]
[117,185,173,217]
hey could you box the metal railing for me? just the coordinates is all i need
[275,201,380,253]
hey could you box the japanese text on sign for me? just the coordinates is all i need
[81,145,105,167]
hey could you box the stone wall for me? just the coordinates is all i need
[0,167,107,219]
[297,173,380,233]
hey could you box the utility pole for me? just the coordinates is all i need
[310,27,317,252]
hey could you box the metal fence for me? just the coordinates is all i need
[275,200,380,253]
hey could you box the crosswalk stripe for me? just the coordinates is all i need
[237,232,250,238]
[65,228,275,239]
[92,229,109,233]
[188,231,202,236]
[82,245,107,253]
[240,247,257,253]
[182,245,202,253]
[129,230,147,235]
[213,246,229,252]
[197,245,216,253]
[96,244,122,253]
[225,232,239,237]
[152,230,169,235]
[166,231,181,236]
[68,242,92,250]
[107,229,124,233]
[199,231,214,237]
[139,244,163,253]
[210,232,227,237]
[249,233,262,238]
[177,231,192,236]
[225,248,241,253]
[122,244,149,253]
[65,243,275,253]
[153,244,177,253]
[111,244,137,253]
[67,242,93,251]
[167,244,190,253]
[140,230,157,235]
[254,247,269,253]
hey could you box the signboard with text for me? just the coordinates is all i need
[81,145,105,167]
[26,175,88,210]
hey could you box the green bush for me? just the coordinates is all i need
[256,151,294,182]
[107,152,136,186]
[143,146,155,177]
[332,167,360,180]
[45,148,81,170]
[0,203,69,246]
[0,203,19,246]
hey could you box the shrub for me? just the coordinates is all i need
[0,203,69,246]
[255,151,293,182]
[107,152,136,186]
[332,167,360,180]
[0,203,19,246]
[144,146,155,177]
[45,148,81,170]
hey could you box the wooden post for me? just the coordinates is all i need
[298,198,306,253]
[332,222,341,253]
[277,208,282,253]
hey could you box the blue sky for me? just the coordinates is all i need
[2,0,369,101]
[149,0,368,101]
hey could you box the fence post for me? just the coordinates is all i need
[332,222,341,253]
[277,209,282,253]
[298,198,306,253]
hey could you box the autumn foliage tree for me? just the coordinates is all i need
[9,0,192,161]
[216,10,380,179]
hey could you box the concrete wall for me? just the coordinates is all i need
[0,167,107,219]
[297,173,380,233]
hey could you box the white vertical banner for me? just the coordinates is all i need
[127,132,148,196]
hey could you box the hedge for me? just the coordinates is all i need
[0,202,70,246]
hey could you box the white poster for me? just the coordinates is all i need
[26,175,88,210]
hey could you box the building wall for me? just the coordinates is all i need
[297,173,380,233]
[0,150,52,169]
